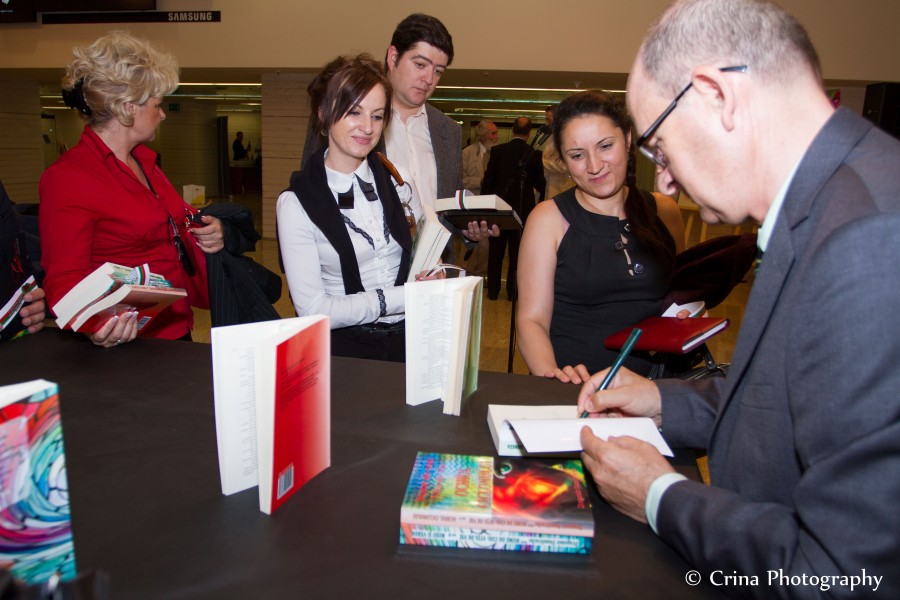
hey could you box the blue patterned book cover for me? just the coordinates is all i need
[400,452,593,553]
[0,380,75,583]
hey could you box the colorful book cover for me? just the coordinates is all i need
[0,380,75,583]
[400,453,593,554]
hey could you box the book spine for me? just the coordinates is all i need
[400,508,593,537]
[399,523,591,554]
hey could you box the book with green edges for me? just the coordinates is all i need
[399,452,593,554]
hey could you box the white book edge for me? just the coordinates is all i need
[0,379,57,409]
[433,193,513,212]
[52,262,118,328]
[682,320,729,352]
[487,405,579,456]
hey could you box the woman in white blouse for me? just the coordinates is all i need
[277,54,432,361]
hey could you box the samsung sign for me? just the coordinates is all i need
[167,11,217,22]
[42,10,221,24]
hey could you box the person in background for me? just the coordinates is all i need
[578,1,899,595]
[460,120,498,276]
[517,90,684,383]
[278,55,439,362]
[0,179,45,341]
[40,31,223,347]
[481,116,546,301]
[541,104,575,200]
[232,131,250,161]
[461,120,499,193]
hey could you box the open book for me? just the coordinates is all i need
[404,276,483,416]
[211,315,330,515]
[434,192,522,231]
[487,404,673,457]
[52,262,186,334]
[408,209,451,282]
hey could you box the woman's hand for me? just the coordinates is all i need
[191,215,225,253]
[414,268,447,281]
[18,287,47,334]
[543,363,591,385]
[89,311,139,348]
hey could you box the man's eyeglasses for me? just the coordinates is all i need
[636,65,748,169]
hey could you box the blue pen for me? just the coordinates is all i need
[580,328,643,418]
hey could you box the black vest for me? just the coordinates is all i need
[288,148,412,295]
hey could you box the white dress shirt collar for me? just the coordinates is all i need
[324,153,374,200]
[757,159,801,253]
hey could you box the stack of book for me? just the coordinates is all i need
[399,452,594,554]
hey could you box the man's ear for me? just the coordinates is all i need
[690,66,739,132]
[386,46,399,71]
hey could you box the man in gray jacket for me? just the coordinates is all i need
[578,1,899,597]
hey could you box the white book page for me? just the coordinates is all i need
[404,279,458,405]
[442,277,482,416]
[509,417,674,457]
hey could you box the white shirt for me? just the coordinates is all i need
[385,104,438,210]
[757,159,801,253]
[276,156,419,328]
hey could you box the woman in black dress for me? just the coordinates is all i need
[517,90,685,383]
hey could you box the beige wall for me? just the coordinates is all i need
[2,0,897,234]
[0,76,42,203]
[1,0,899,82]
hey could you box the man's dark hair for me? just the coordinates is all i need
[511,117,532,136]
[387,14,454,66]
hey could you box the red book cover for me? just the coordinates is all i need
[604,316,729,355]
[261,318,331,514]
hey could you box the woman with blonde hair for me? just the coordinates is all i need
[40,31,223,346]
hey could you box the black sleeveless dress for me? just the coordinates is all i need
[550,187,670,376]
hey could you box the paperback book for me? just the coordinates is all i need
[52,262,186,334]
[0,380,75,583]
[1,275,36,342]
[404,276,483,415]
[211,315,330,515]
[399,452,593,554]
[407,210,451,282]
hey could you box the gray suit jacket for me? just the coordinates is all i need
[423,103,463,200]
[655,109,900,598]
